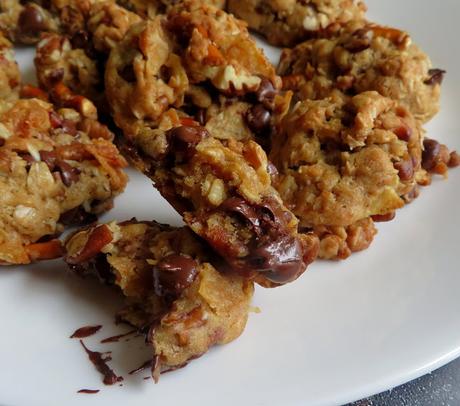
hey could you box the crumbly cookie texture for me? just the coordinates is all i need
[118,0,225,19]
[227,0,366,47]
[270,91,424,259]
[0,87,128,265]
[0,33,20,102]
[123,117,319,286]
[34,1,141,105]
[105,3,288,145]
[64,220,253,375]
[278,23,444,123]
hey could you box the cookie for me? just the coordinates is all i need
[0,85,128,265]
[278,23,444,123]
[105,3,288,144]
[227,0,367,47]
[118,0,225,19]
[64,219,254,375]
[270,91,423,259]
[35,1,141,104]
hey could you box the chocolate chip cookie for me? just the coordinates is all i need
[227,0,367,47]
[278,23,444,123]
[65,219,254,376]
[0,86,128,265]
[270,91,423,259]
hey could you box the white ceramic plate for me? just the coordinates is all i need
[2,1,460,405]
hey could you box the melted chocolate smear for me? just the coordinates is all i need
[79,340,123,385]
[129,359,152,375]
[100,329,137,344]
[154,254,198,297]
[77,389,100,394]
[70,325,102,339]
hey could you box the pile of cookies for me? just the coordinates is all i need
[0,0,458,382]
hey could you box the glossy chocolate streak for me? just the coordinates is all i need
[220,197,306,284]
[153,254,198,297]
[70,325,102,339]
[77,389,100,394]
[129,360,152,375]
[100,329,137,344]
[79,341,123,385]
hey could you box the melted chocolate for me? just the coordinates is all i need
[220,197,261,233]
[70,325,102,339]
[128,359,152,375]
[245,235,304,284]
[100,329,137,344]
[79,340,123,385]
[77,389,100,394]
[153,254,198,297]
[255,78,276,107]
[246,104,271,134]
[424,69,446,86]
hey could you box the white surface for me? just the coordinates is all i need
[2,1,460,405]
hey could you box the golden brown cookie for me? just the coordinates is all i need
[64,219,253,375]
[278,23,444,123]
[227,0,366,47]
[270,91,423,259]
[0,86,128,265]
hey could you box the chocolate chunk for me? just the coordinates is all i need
[166,125,208,162]
[153,253,198,297]
[255,78,276,106]
[422,138,441,171]
[424,69,446,86]
[18,4,48,35]
[246,235,305,284]
[394,159,414,181]
[246,104,271,134]
[118,64,136,83]
[59,205,97,226]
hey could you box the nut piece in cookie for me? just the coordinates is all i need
[64,220,254,376]
[278,23,444,123]
[0,89,128,265]
[227,0,367,47]
[270,91,423,259]
[105,3,289,146]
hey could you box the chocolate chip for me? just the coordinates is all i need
[118,64,136,83]
[394,159,414,181]
[422,138,441,171]
[394,125,412,142]
[255,78,276,107]
[195,108,207,126]
[59,205,97,226]
[246,104,271,134]
[153,254,198,297]
[246,235,305,284]
[424,69,446,86]
[371,212,396,222]
[166,125,208,162]
[18,4,48,34]
[220,197,261,233]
